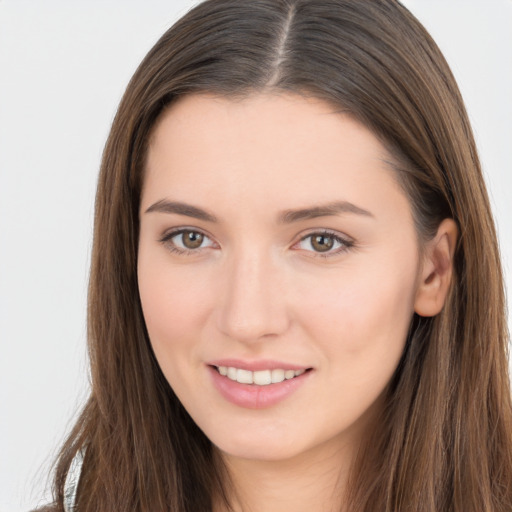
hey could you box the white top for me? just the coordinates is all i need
[63,450,83,512]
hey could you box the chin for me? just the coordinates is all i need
[205,422,318,463]
[216,440,303,463]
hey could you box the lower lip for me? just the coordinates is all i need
[208,366,312,409]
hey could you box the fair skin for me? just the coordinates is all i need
[137,93,457,512]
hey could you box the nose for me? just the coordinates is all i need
[216,250,290,344]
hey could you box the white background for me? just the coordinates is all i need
[0,1,511,510]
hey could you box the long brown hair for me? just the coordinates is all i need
[46,1,512,510]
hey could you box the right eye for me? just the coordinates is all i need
[160,229,216,254]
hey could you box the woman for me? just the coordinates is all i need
[45,0,512,510]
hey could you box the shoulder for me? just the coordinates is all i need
[63,450,84,512]
[30,450,84,512]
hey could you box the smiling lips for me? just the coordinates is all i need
[208,361,312,409]
[216,365,307,385]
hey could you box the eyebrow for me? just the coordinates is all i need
[145,199,218,222]
[144,199,374,223]
[277,201,374,223]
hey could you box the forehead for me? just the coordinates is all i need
[148,92,382,161]
[142,93,411,227]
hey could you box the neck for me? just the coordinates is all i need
[213,437,355,512]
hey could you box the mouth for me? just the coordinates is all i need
[211,365,313,386]
[208,362,313,408]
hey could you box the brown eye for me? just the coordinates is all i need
[296,231,352,257]
[181,230,204,249]
[310,234,335,252]
[161,229,216,254]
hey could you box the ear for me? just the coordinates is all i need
[414,218,458,317]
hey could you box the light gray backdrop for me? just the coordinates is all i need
[1,1,511,511]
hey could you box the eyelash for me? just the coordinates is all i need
[158,228,354,259]
[296,230,354,258]
[158,228,217,256]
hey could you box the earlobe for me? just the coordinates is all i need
[414,218,458,317]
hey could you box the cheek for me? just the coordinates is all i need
[137,252,214,365]
[290,254,418,433]
[349,269,416,346]
[295,250,418,367]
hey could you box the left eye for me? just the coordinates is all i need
[297,232,350,254]
[163,229,215,251]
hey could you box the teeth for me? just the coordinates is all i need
[216,366,307,385]
[237,369,253,384]
[271,369,285,383]
[253,370,272,385]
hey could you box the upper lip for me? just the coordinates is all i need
[207,359,312,372]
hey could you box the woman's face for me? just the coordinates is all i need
[138,93,423,462]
